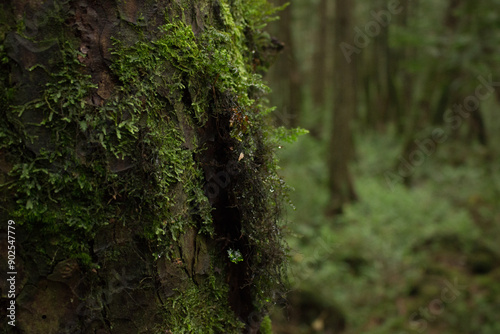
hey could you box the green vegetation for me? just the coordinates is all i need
[275,130,500,333]
[266,0,500,332]
[160,275,245,334]
[259,315,273,334]
[1,0,291,331]
[227,248,244,263]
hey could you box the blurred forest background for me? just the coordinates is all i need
[263,0,500,333]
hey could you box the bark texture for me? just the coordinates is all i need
[0,1,286,333]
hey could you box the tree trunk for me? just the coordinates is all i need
[311,0,329,108]
[328,0,358,215]
[265,0,301,128]
[0,1,286,333]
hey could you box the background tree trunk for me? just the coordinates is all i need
[328,0,358,215]
[311,0,329,108]
[266,0,301,128]
[0,1,286,333]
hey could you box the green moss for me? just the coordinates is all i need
[159,274,245,333]
[3,0,289,331]
[259,315,273,334]
[7,42,108,265]
[108,0,291,321]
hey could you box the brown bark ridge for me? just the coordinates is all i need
[0,1,287,333]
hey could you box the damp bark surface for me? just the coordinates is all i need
[0,1,286,333]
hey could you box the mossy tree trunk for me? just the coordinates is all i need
[0,1,286,333]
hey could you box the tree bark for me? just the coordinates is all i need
[265,0,301,127]
[311,0,329,108]
[0,1,286,333]
[328,0,358,215]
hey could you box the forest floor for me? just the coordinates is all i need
[271,128,500,334]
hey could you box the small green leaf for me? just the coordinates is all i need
[79,121,88,131]
[273,126,309,144]
[227,249,244,263]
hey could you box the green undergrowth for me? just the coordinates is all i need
[275,129,500,333]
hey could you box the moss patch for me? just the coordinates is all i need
[159,274,245,333]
